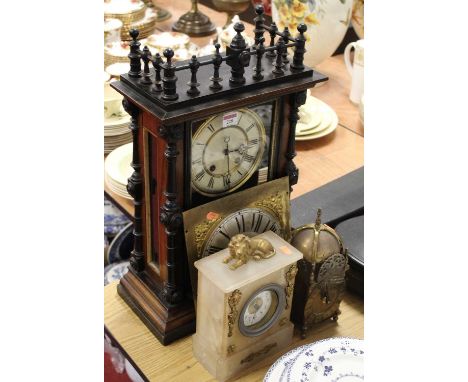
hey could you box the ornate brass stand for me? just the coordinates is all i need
[212,0,251,28]
[172,0,216,36]
[142,0,172,22]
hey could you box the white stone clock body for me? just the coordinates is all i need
[192,231,303,382]
[202,208,282,257]
[191,108,266,196]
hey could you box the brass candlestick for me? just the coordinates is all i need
[211,0,251,28]
[141,0,172,22]
[172,0,216,37]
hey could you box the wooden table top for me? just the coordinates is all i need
[105,281,363,382]
[104,2,364,381]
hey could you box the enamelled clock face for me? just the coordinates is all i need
[239,284,285,336]
[202,208,282,257]
[191,108,266,196]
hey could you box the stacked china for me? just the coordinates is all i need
[104,79,132,154]
[104,143,133,199]
[295,92,339,140]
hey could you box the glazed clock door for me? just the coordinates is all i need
[188,100,279,208]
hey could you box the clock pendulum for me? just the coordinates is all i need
[110,5,328,345]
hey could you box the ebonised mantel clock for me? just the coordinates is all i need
[110,5,327,345]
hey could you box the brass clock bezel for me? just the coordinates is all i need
[190,107,267,197]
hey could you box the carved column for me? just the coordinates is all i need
[123,99,145,272]
[159,124,184,305]
[286,91,307,189]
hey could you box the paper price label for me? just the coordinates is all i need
[222,111,239,127]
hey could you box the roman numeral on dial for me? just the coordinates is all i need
[195,169,205,181]
[246,123,255,132]
[208,177,214,188]
[243,154,255,163]
[207,246,223,255]
[223,174,231,188]
[248,138,259,146]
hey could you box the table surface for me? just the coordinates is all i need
[104,1,364,380]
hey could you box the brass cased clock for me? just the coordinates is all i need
[110,7,327,345]
[290,209,348,338]
[193,231,303,382]
[183,176,291,299]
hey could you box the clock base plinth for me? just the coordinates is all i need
[192,323,294,382]
[118,270,195,346]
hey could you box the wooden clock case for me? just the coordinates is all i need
[110,6,327,345]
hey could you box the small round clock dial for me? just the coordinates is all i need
[202,208,282,258]
[239,284,286,336]
[191,108,266,196]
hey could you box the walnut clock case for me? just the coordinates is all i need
[110,5,327,345]
[193,231,302,382]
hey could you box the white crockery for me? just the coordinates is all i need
[344,39,364,104]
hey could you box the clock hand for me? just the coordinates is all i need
[224,138,231,186]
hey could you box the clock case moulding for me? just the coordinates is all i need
[110,18,327,346]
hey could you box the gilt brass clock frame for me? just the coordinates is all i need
[183,176,291,300]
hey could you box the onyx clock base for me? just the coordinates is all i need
[193,323,293,382]
[118,270,195,345]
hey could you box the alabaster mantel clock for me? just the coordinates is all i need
[110,5,327,345]
[193,231,303,381]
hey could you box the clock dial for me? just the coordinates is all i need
[239,284,285,336]
[191,108,266,196]
[202,208,282,258]
[243,290,275,327]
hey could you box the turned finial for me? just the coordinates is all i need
[161,48,178,101]
[210,43,223,90]
[187,55,200,96]
[140,46,153,85]
[128,29,142,78]
[151,53,163,93]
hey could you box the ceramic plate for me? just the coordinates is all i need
[105,143,133,185]
[104,261,130,286]
[264,344,309,382]
[107,222,133,264]
[104,113,130,128]
[146,31,190,50]
[296,106,338,141]
[287,338,364,382]
[296,109,332,137]
[104,197,131,236]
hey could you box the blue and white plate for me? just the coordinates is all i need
[264,344,309,382]
[104,261,130,285]
[287,337,364,382]
[104,197,131,237]
[107,222,133,264]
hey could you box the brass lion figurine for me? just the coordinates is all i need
[223,234,276,270]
